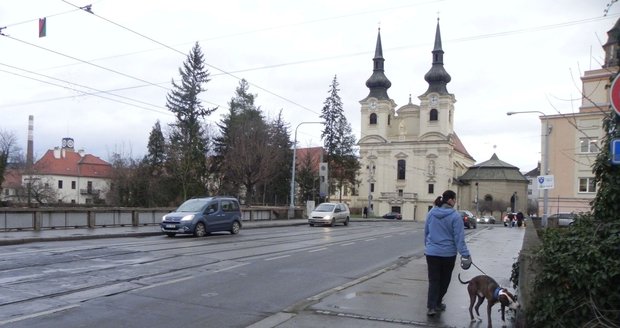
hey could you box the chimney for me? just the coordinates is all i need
[27,115,33,170]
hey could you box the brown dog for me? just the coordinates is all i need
[458,274,519,328]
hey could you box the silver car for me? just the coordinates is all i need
[308,202,350,227]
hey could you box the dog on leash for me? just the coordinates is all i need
[458,274,519,328]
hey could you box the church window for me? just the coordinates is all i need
[397,159,406,180]
[430,109,438,121]
[388,114,391,125]
[370,113,377,124]
[370,183,375,192]
[428,184,434,194]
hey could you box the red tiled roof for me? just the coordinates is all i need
[295,147,324,173]
[451,133,475,161]
[33,149,113,178]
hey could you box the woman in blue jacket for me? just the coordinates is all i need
[424,190,471,316]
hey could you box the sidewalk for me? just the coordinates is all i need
[252,224,525,328]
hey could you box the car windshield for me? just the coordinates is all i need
[315,204,335,212]
[176,199,208,212]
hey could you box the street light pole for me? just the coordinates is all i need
[289,121,323,219]
[506,110,550,226]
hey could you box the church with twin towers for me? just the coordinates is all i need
[356,21,477,220]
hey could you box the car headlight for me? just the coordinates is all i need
[181,214,195,222]
[323,215,333,220]
[161,215,168,222]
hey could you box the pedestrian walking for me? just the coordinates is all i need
[363,206,368,218]
[424,190,471,316]
[516,212,524,227]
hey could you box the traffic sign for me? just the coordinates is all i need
[612,138,620,165]
[611,74,620,116]
[537,175,555,189]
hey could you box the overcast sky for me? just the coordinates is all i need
[1,0,618,172]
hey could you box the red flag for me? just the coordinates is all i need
[39,18,46,38]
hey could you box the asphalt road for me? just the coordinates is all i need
[0,221,429,328]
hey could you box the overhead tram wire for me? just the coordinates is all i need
[62,0,321,116]
[0,68,169,114]
[0,62,170,114]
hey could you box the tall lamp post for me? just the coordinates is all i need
[506,110,550,226]
[289,121,323,219]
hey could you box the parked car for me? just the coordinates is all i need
[458,210,477,229]
[160,196,243,237]
[478,215,496,224]
[308,202,350,227]
[382,212,402,220]
[548,213,576,226]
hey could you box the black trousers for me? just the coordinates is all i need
[426,255,456,309]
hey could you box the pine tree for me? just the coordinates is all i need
[165,42,215,200]
[320,75,360,201]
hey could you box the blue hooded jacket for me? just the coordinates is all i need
[424,205,470,257]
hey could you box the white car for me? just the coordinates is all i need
[308,203,350,227]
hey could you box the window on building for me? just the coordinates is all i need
[428,205,433,212]
[428,184,434,194]
[370,183,375,193]
[388,114,391,125]
[578,177,597,193]
[370,113,377,124]
[58,180,63,189]
[71,199,76,204]
[430,109,438,121]
[4,189,8,196]
[87,181,93,193]
[85,198,92,204]
[579,137,599,153]
[398,189,403,197]
[71,181,76,189]
[397,159,406,180]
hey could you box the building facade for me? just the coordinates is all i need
[356,23,475,221]
[538,19,619,215]
[24,138,113,205]
[458,154,529,218]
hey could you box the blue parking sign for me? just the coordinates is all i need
[612,139,620,165]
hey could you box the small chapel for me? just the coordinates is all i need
[357,21,476,221]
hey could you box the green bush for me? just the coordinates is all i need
[529,216,620,327]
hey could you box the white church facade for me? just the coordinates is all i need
[356,22,476,221]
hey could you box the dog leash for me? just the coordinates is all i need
[471,261,488,276]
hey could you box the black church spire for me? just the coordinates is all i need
[423,20,451,95]
[365,28,392,100]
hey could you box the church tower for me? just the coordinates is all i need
[419,20,455,138]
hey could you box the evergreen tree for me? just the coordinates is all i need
[319,75,360,201]
[215,79,272,203]
[165,42,215,200]
[591,110,620,221]
[146,120,166,173]
[257,111,291,205]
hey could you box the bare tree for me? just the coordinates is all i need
[0,130,21,189]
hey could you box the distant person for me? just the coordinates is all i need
[516,212,524,227]
[424,190,471,316]
[363,206,368,218]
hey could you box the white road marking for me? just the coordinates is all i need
[134,276,194,291]
[265,255,290,261]
[0,305,80,325]
[364,238,376,241]
[340,242,355,246]
[308,248,327,253]
[213,262,249,272]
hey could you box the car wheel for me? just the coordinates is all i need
[344,217,349,226]
[330,219,336,227]
[230,221,241,234]
[166,233,176,237]
[194,222,207,237]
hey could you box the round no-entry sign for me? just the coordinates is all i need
[611,74,620,116]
